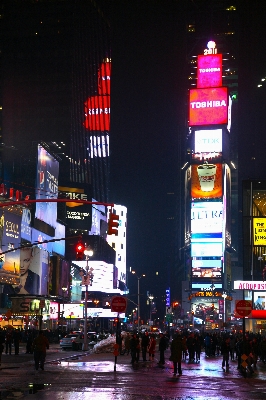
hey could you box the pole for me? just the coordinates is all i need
[83,254,89,351]
[137,278,140,333]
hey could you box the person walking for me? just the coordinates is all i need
[130,333,139,364]
[148,334,156,361]
[158,332,168,366]
[141,331,150,362]
[32,330,49,371]
[5,329,13,355]
[221,336,230,371]
[170,331,185,376]
[13,329,21,355]
[124,332,131,355]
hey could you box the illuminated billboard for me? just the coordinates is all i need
[189,87,228,126]
[192,259,222,280]
[35,145,59,228]
[253,218,266,246]
[194,129,222,156]
[191,202,223,238]
[191,162,222,199]
[197,54,222,88]
[84,95,110,131]
[191,242,223,257]
[90,135,109,158]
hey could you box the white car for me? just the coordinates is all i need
[60,333,84,350]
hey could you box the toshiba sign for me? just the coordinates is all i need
[189,87,228,126]
[197,54,222,88]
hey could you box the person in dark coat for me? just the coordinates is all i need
[221,336,230,371]
[5,329,13,355]
[13,329,21,355]
[158,333,168,365]
[130,333,140,364]
[141,331,150,361]
[170,332,185,376]
[32,330,49,371]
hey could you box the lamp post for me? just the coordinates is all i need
[148,294,154,322]
[131,271,145,332]
[61,286,67,330]
[222,292,227,329]
[82,246,93,351]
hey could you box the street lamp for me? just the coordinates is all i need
[148,294,154,321]
[131,271,145,332]
[222,292,227,328]
[82,246,93,351]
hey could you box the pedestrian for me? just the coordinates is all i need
[141,331,150,361]
[158,332,168,366]
[26,330,34,354]
[32,330,49,371]
[148,334,156,361]
[5,329,13,355]
[204,333,211,357]
[260,336,266,364]
[186,332,195,362]
[124,332,131,355]
[130,333,139,364]
[170,331,185,376]
[13,329,21,355]
[0,329,4,366]
[221,336,230,371]
[229,334,236,361]
[194,333,202,362]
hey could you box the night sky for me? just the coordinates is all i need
[105,0,266,311]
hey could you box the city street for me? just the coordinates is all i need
[1,344,266,399]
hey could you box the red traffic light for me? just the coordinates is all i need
[76,242,85,260]
[107,213,119,235]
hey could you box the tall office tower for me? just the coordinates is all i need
[178,2,240,329]
[1,0,111,204]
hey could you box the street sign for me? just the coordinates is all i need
[111,296,127,313]
[235,300,252,318]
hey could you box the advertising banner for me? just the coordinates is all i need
[35,145,59,228]
[197,54,222,88]
[253,218,266,246]
[191,242,223,257]
[84,95,110,131]
[58,186,92,231]
[192,258,222,280]
[21,208,32,242]
[191,162,222,199]
[98,61,111,95]
[0,211,21,285]
[191,202,223,238]
[189,87,228,126]
[90,135,109,158]
[194,129,222,160]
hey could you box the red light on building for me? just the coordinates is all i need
[197,54,222,88]
[189,87,228,126]
[98,62,111,95]
[84,95,110,131]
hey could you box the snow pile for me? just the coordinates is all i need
[93,335,116,353]
[93,332,127,354]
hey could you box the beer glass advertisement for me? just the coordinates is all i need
[191,162,222,199]
[189,87,228,126]
[35,144,59,228]
[0,211,21,285]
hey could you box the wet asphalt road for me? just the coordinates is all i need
[1,344,266,399]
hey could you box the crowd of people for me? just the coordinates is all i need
[116,329,266,376]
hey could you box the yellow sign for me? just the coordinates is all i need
[253,218,266,245]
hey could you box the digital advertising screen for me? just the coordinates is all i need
[253,218,266,246]
[197,54,222,88]
[189,87,228,126]
[58,186,92,231]
[192,259,222,281]
[191,201,223,238]
[90,135,109,158]
[21,208,32,242]
[0,210,21,285]
[35,145,59,228]
[254,292,266,311]
[191,163,222,199]
[191,242,223,257]
[194,129,222,157]
[84,95,110,131]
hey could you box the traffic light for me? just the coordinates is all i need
[107,213,119,235]
[76,242,85,260]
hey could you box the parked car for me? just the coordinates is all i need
[60,333,84,350]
